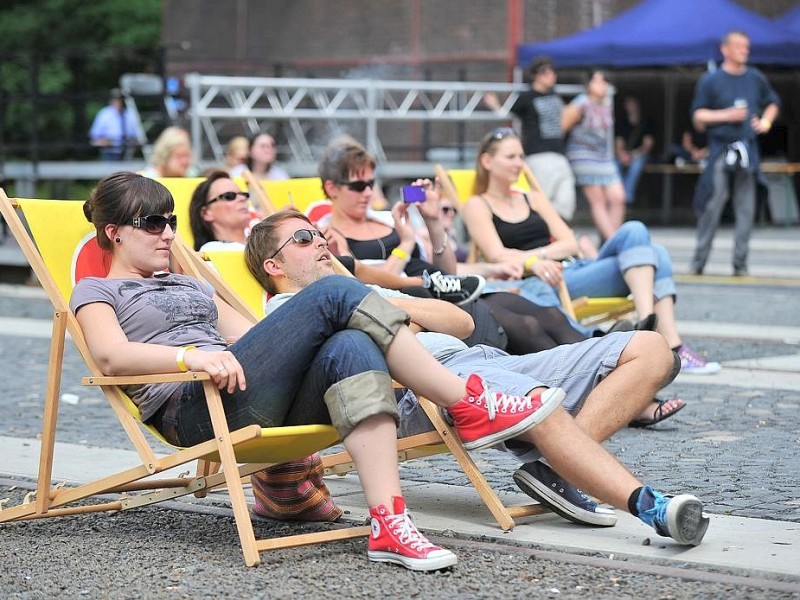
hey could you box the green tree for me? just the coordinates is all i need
[0,0,162,160]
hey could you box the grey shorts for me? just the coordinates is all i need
[397,332,635,461]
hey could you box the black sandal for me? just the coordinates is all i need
[628,397,686,428]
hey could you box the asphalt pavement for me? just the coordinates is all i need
[0,225,799,598]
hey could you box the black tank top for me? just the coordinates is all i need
[487,194,551,251]
[345,229,432,277]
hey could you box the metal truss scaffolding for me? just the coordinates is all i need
[185,73,588,170]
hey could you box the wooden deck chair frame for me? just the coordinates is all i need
[194,240,549,531]
[435,164,635,325]
[0,191,372,567]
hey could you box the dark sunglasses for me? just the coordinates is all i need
[336,179,375,192]
[206,190,250,205]
[268,228,325,259]
[130,214,178,234]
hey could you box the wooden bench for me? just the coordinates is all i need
[642,162,800,224]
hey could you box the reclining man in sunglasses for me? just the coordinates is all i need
[244,208,710,547]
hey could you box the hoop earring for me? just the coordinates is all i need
[115,237,122,244]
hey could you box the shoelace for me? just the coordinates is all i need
[477,387,534,420]
[679,346,706,366]
[429,272,462,293]
[385,511,438,551]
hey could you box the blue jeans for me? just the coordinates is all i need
[617,154,648,204]
[172,275,406,446]
[483,221,675,333]
[564,221,676,301]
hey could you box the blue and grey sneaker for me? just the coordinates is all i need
[513,461,617,527]
[636,485,709,546]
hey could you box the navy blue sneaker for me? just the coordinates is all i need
[513,461,617,527]
[636,485,709,545]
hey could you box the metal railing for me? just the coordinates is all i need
[185,73,586,168]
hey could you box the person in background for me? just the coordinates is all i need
[678,129,709,166]
[484,56,577,222]
[223,136,250,172]
[562,70,626,241]
[139,126,196,178]
[229,133,290,181]
[689,30,780,277]
[615,96,655,204]
[89,88,144,161]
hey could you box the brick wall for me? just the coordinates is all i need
[163,0,799,164]
[164,0,796,79]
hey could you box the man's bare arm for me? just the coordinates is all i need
[386,297,474,339]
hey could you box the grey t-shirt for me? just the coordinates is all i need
[70,274,227,421]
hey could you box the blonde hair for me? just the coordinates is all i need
[150,126,192,170]
[225,135,249,168]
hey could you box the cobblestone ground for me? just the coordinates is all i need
[1,281,799,523]
[1,487,798,599]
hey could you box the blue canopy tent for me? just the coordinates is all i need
[515,0,800,224]
[775,4,800,34]
[518,0,800,68]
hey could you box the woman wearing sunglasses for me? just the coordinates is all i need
[316,136,487,307]
[460,127,720,378]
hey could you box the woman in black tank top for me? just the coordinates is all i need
[461,128,720,377]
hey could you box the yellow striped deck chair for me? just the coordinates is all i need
[0,190,368,567]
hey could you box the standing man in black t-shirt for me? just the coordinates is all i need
[484,56,576,221]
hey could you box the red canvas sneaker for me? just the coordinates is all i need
[448,374,564,450]
[367,496,457,571]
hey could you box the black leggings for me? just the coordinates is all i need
[481,292,586,354]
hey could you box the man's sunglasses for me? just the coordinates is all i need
[130,214,178,234]
[336,179,375,192]
[206,191,250,205]
[268,228,325,259]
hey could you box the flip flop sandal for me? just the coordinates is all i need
[628,397,686,428]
